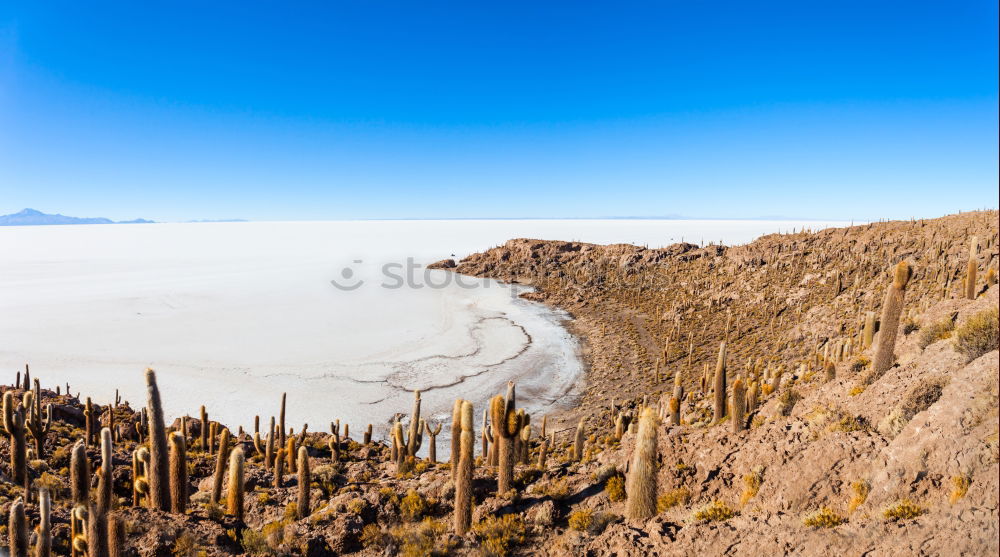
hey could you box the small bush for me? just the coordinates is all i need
[400,489,428,521]
[850,356,870,373]
[847,480,869,514]
[848,385,865,397]
[902,318,920,335]
[568,509,593,531]
[949,475,971,504]
[391,518,452,557]
[471,515,526,557]
[657,488,691,512]
[539,478,570,501]
[693,500,736,522]
[605,475,626,502]
[882,499,926,521]
[953,308,999,361]
[777,389,801,416]
[360,524,386,549]
[803,507,846,528]
[918,318,954,349]
[739,471,763,506]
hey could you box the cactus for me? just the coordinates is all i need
[867,261,913,383]
[824,361,836,382]
[480,408,490,461]
[363,424,372,445]
[713,342,728,423]
[669,396,681,426]
[86,504,108,557]
[97,428,114,514]
[295,446,311,519]
[731,377,747,432]
[145,368,171,511]
[8,497,27,557]
[278,393,287,447]
[211,428,231,506]
[36,488,52,557]
[168,431,187,513]
[537,434,549,468]
[227,448,245,521]
[424,421,442,463]
[625,408,659,521]
[108,514,125,557]
[490,382,521,495]
[519,423,532,464]
[132,448,149,506]
[573,418,585,461]
[453,400,474,535]
[407,390,422,457]
[199,406,208,451]
[450,399,462,479]
[285,437,297,474]
[862,311,877,348]
[70,440,90,507]
[329,422,341,462]
[3,391,27,485]
[747,380,759,412]
[71,506,86,557]
[25,379,52,459]
[273,447,285,489]
[966,236,978,299]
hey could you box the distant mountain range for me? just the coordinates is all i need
[0,208,155,226]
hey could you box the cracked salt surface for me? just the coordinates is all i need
[0,218,847,457]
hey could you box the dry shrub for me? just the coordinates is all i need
[803,507,846,528]
[657,488,691,512]
[471,514,526,557]
[883,499,926,521]
[953,308,999,361]
[847,480,869,514]
[693,500,736,522]
[949,475,971,504]
[605,475,626,502]
[918,318,954,349]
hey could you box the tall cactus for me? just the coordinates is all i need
[169,432,188,513]
[8,497,27,557]
[227,448,245,521]
[86,504,108,557]
[966,236,978,299]
[453,400,474,536]
[450,400,462,480]
[862,311,876,349]
[97,428,114,514]
[108,514,125,557]
[573,418,586,461]
[407,390,422,457]
[3,391,27,485]
[145,368,171,511]
[625,408,658,520]
[25,379,52,459]
[867,261,913,383]
[731,377,747,432]
[199,405,208,452]
[424,421,442,463]
[713,342,728,423]
[296,446,311,519]
[211,428,231,506]
[490,382,521,495]
[70,440,90,507]
[36,488,52,557]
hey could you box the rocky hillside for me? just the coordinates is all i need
[1,211,996,556]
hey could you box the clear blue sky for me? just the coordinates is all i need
[1,1,997,221]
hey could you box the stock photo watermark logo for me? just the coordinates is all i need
[330,258,508,291]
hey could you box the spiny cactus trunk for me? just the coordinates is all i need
[862,311,876,348]
[169,432,188,513]
[36,488,52,557]
[108,514,125,557]
[713,342,728,423]
[3,392,27,486]
[273,448,286,489]
[70,440,90,507]
[573,419,585,461]
[453,400,474,536]
[296,447,310,519]
[868,261,912,383]
[97,428,114,514]
[227,448,245,522]
[966,236,978,299]
[407,390,421,457]
[278,392,287,448]
[8,497,27,557]
[491,382,521,495]
[625,408,658,521]
[211,428,231,505]
[450,400,462,481]
[199,406,208,451]
[731,377,747,432]
[86,505,109,557]
[145,369,171,511]
[669,397,681,426]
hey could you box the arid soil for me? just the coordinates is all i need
[2,210,997,556]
